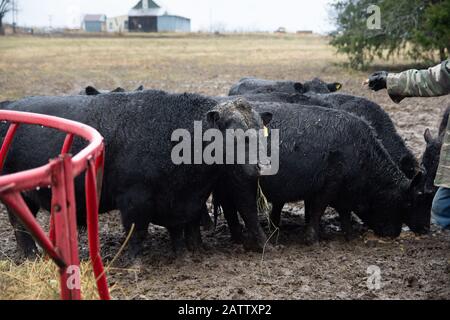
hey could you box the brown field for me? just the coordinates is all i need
[0,34,449,300]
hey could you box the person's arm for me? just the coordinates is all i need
[368,60,450,103]
[388,60,450,97]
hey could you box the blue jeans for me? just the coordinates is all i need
[431,187,450,229]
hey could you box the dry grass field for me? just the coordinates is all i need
[0,33,348,100]
[0,33,449,300]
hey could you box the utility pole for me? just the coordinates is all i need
[12,0,16,33]
[209,7,212,33]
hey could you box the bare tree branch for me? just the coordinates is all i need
[0,0,11,18]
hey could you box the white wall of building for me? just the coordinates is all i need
[106,16,129,32]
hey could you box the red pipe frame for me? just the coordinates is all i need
[0,110,110,300]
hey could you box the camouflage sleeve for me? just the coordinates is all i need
[434,128,450,188]
[387,60,450,99]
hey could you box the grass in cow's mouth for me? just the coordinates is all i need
[257,179,271,215]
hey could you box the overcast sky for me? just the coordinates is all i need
[4,0,334,33]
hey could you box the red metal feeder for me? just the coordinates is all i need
[0,110,110,300]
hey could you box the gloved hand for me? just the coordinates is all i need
[368,71,388,91]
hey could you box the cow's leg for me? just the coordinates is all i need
[213,187,244,243]
[184,218,203,252]
[304,196,328,245]
[167,225,184,256]
[121,212,149,259]
[239,207,267,252]
[222,202,244,244]
[234,196,266,252]
[117,188,151,259]
[269,202,284,230]
[230,180,267,252]
[338,209,354,241]
[269,202,284,242]
[304,158,342,245]
[304,203,311,224]
[8,195,40,259]
[215,176,266,251]
[200,204,213,231]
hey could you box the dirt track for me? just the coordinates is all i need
[0,34,449,300]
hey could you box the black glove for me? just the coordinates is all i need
[368,71,388,91]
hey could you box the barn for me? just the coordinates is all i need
[128,0,191,33]
[82,14,107,33]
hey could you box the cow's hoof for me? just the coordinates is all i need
[126,247,140,260]
[185,230,202,253]
[169,247,188,263]
[126,239,145,260]
[229,225,245,244]
[243,233,267,253]
[186,240,203,253]
[230,232,245,244]
[269,229,280,245]
[304,228,319,246]
[18,246,39,261]
[344,230,357,241]
[243,242,264,253]
[130,257,144,269]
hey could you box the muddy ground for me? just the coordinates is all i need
[0,35,449,300]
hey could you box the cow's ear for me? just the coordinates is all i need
[294,82,305,93]
[85,86,100,95]
[206,110,220,125]
[111,87,126,93]
[424,128,433,144]
[259,112,273,126]
[327,82,342,92]
[136,85,144,91]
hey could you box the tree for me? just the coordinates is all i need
[329,0,450,69]
[414,0,450,61]
[0,0,11,32]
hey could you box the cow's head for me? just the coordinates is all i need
[206,98,273,177]
[301,78,343,94]
[358,171,427,238]
[401,170,431,235]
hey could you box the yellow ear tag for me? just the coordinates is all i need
[336,83,342,91]
[263,126,269,137]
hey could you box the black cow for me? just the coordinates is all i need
[307,92,419,178]
[217,91,419,179]
[81,85,145,96]
[226,77,420,179]
[1,92,272,257]
[228,77,342,96]
[214,102,428,245]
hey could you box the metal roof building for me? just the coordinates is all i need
[128,0,191,33]
[82,14,107,33]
